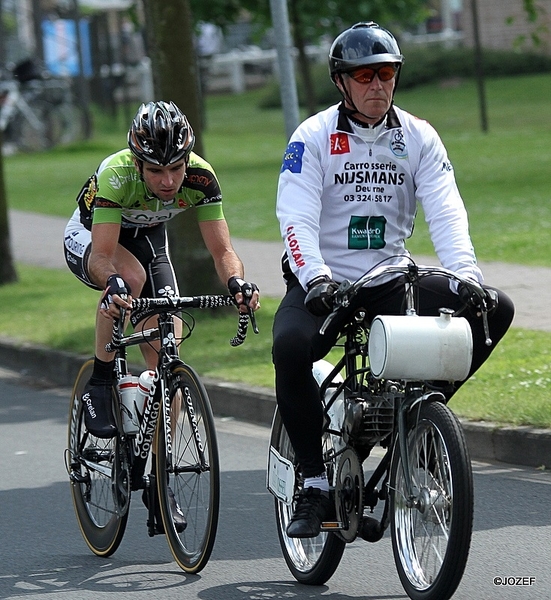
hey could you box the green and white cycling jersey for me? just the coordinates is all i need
[75,148,224,230]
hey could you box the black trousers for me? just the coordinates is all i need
[272,274,514,477]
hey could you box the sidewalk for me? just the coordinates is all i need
[8,209,551,331]
[3,209,551,468]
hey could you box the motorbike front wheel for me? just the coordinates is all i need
[390,400,473,600]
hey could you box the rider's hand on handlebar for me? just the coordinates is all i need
[227,276,260,312]
[100,274,132,318]
[458,283,498,316]
[304,276,339,316]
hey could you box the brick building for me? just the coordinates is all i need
[461,0,551,54]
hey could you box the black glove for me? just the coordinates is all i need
[304,276,339,316]
[100,274,131,311]
[227,276,259,306]
[458,283,498,316]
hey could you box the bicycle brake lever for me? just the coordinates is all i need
[481,306,492,346]
[319,309,338,336]
[248,307,259,335]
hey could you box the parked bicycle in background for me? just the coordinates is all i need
[0,58,85,154]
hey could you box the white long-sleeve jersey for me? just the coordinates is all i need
[276,103,483,291]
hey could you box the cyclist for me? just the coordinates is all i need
[272,22,514,538]
[64,101,259,528]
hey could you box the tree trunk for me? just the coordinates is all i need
[0,131,18,285]
[142,0,222,295]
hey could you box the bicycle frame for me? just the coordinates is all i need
[269,260,478,595]
[0,80,45,132]
[106,295,249,493]
[317,262,486,531]
[67,292,255,571]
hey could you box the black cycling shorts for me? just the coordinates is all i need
[64,212,179,326]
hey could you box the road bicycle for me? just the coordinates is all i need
[268,260,493,600]
[66,293,256,573]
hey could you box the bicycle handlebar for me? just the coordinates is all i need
[320,261,493,344]
[106,293,258,352]
[132,294,235,312]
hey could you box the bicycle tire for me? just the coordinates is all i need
[390,400,473,600]
[50,101,86,145]
[17,111,48,153]
[155,363,220,573]
[67,359,129,556]
[270,408,346,585]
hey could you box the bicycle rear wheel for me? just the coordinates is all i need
[270,409,346,585]
[156,363,220,573]
[390,400,473,600]
[67,359,129,556]
[47,101,87,145]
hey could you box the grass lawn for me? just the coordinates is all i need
[5,73,551,266]
[0,265,550,429]
[1,74,551,428]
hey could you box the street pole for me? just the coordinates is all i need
[471,0,488,132]
[269,0,300,140]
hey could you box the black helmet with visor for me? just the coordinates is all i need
[128,100,195,166]
[329,22,403,80]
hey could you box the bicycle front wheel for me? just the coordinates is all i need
[156,363,220,573]
[390,400,473,600]
[67,360,129,556]
[270,408,346,585]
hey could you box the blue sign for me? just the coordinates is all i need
[42,18,93,77]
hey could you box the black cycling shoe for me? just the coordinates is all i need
[286,487,333,538]
[142,485,187,534]
[82,382,117,439]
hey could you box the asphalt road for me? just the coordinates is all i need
[1,366,550,600]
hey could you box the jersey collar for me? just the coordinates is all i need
[336,102,401,133]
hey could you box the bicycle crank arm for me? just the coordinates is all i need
[145,474,158,537]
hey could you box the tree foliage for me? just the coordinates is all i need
[506,0,550,49]
[190,0,430,38]
[189,0,430,114]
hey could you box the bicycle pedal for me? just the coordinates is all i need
[320,521,343,531]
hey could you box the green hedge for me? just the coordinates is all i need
[399,44,551,89]
[259,45,551,109]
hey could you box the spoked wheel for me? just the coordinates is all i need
[156,363,220,573]
[66,359,129,556]
[390,400,473,600]
[270,409,346,585]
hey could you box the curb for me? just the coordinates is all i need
[1,338,549,469]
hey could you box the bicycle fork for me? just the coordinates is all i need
[394,391,446,507]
